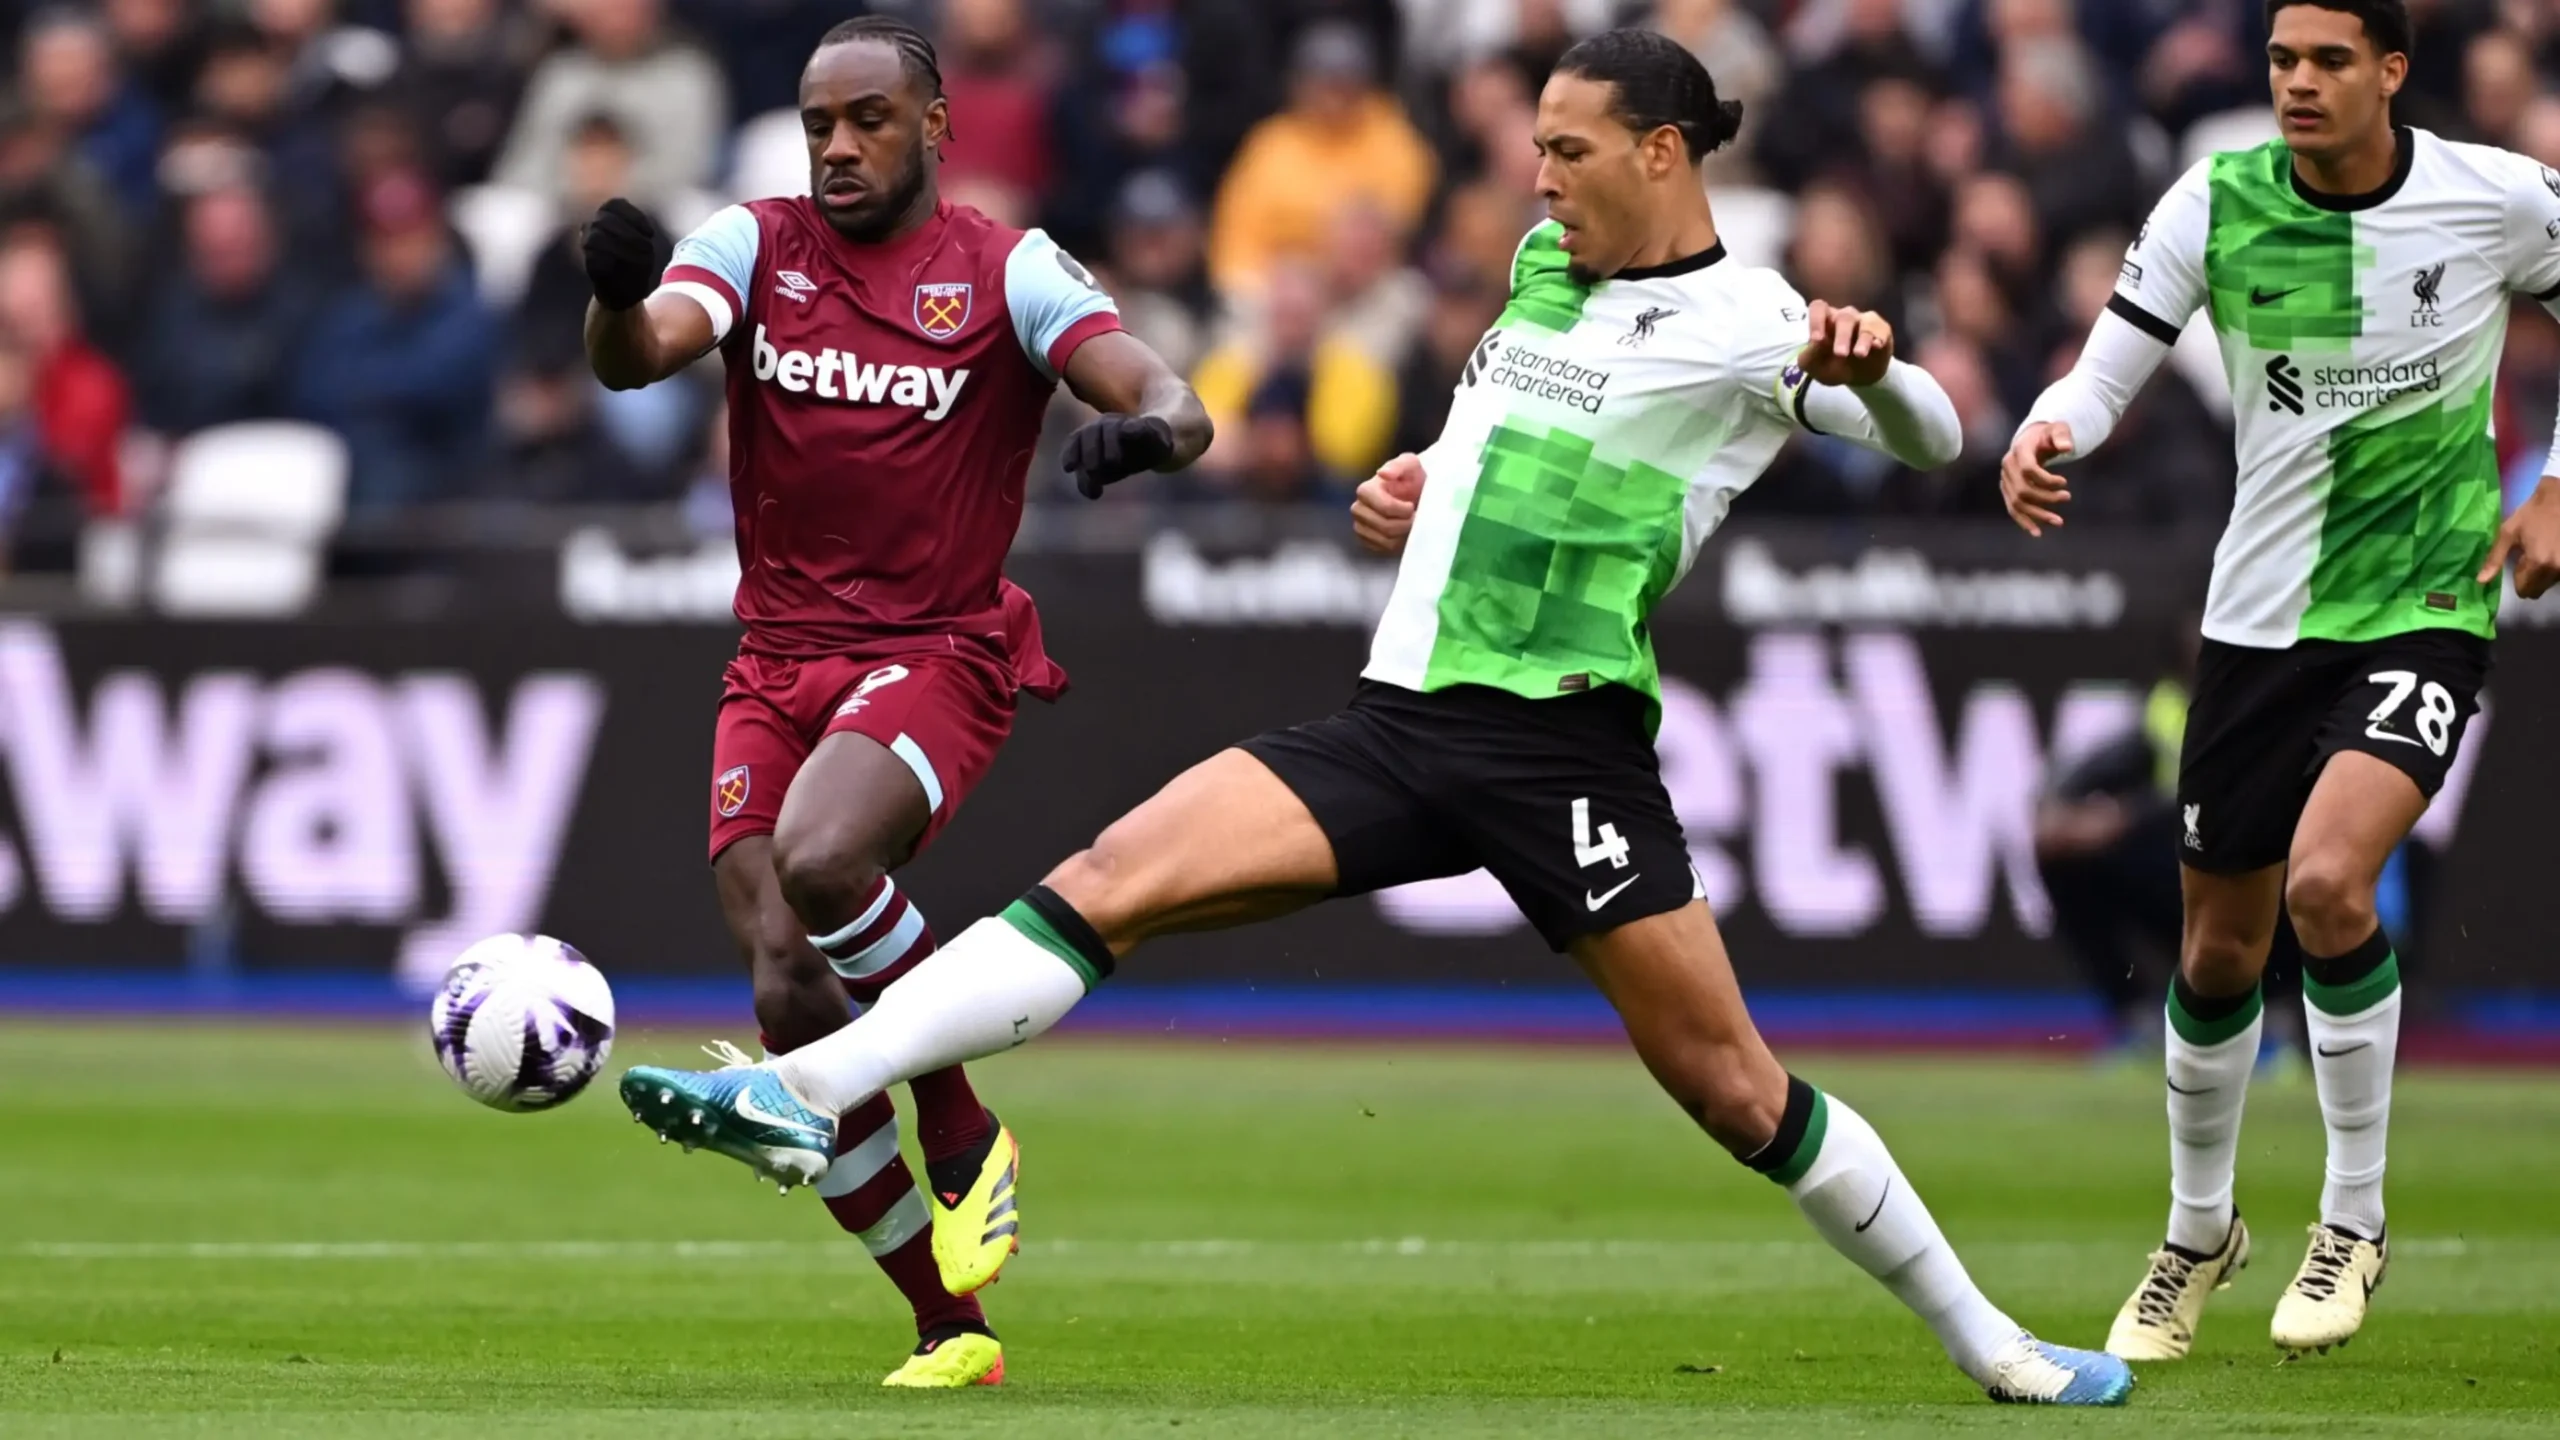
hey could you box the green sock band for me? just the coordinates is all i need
[1000,887,1114,992]
[1768,1092,1829,1187]
[2306,950,2401,1018]
[2167,977,2263,1047]
[1744,1077,1831,1188]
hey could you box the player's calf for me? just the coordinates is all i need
[747,939,852,1056]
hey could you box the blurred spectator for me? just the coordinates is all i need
[1856,73,1951,278]
[1193,259,1396,487]
[1100,170,1212,381]
[0,333,56,566]
[1990,35,2147,253]
[252,0,401,93]
[392,0,533,189]
[0,101,131,344]
[937,0,1057,229]
[1047,45,1195,258]
[1432,176,1544,290]
[1181,0,1406,185]
[2132,1,2256,136]
[104,0,206,119]
[504,111,698,500]
[1044,9,1197,258]
[1399,0,1612,75]
[497,331,646,505]
[132,182,318,435]
[0,227,129,517]
[1238,367,1330,502]
[1207,22,1436,297]
[1321,199,1429,369]
[1756,0,1938,194]
[1950,169,2044,310]
[294,169,495,511]
[1388,263,1501,458]
[1652,0,1783,186]
[494,0,725,211]
[194,21,343,270]
[516,113,639,361]
[22,7,163,217]
[672,0,848,118]
[1785,180,1901,328]
[2517,95,2560,172]
[2465,27,2539,148]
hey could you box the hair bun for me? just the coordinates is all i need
[1711,98,1746,148]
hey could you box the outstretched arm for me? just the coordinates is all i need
[1999,309,2176,536]
[1058,330,1213,497]
[583,198,719,391]
[1786,301,1962,470]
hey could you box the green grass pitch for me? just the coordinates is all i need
[3,1021,2556,1437]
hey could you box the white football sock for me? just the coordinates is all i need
[2164,983,2261,1254]
[2305,946,2401,1241]
[773,913,1090,1116]
[1772,1087,2021,1384]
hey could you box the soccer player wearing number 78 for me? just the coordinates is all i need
[2007,0,2560,1361]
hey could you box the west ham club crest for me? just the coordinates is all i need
[914,282,972,340]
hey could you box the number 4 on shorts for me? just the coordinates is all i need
[1572,797,1632,870]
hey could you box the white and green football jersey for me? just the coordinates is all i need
[1364,221,1819,712]
[2111,127,2560,648]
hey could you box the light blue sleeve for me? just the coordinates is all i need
[1004,229,1120,381]
[662,204,761,340]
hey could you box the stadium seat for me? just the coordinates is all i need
[1709,185,1795,270]
[150,422,349,617]
[2181,107,2281,172]
[452,183,556,309]
[730,108,813,203]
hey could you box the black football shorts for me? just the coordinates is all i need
[2176,629,2489,874]
[1238,680,1700,951]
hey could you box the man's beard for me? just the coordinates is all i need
[825,148,930,242]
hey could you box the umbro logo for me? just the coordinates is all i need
[775,269,819,304]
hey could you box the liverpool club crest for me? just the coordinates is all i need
[914,282,972,340]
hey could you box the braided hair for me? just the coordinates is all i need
[816,15,946,101]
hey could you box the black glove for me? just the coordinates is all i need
[1063,414,1177,499]
[581,197,672,311]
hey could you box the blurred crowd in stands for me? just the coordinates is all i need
[4,0,2560,571]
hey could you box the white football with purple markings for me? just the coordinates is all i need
[428,934,616,1112]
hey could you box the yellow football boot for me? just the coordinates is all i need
[881,1328,1004,1388]
[927,1115,1021,1296]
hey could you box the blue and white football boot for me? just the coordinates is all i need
[1982,1332,2137,1406]
[620,1058,835,1193]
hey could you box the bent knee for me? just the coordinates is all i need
[770,828,887,925]
[1042,825,1169,942]
[750,948,848,1052]
[2284,859,2372,937]
[1658,1043,1787,1158]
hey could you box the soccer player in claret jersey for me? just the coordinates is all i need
[2006,0,2560,1361]
[581,17,1208,1388]
[623,29,2135,1407]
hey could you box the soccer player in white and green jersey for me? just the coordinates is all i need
[2007,0,2560,1362]
[619,29,2136,1406]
